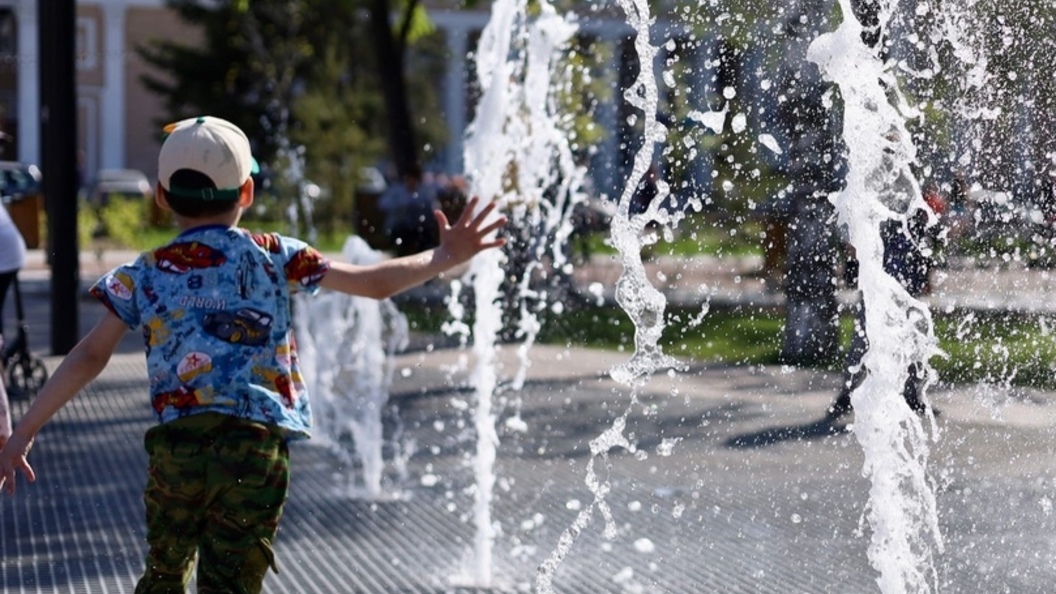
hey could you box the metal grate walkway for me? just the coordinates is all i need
[3,349,1056,593]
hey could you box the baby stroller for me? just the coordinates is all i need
[2,275,48,399]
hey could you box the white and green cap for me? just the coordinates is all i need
[158,115,260,201]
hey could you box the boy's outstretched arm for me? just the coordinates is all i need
[0,311,128,494]
[321,196,507,299]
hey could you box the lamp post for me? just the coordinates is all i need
[39,0,80,355]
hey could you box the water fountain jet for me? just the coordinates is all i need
[809,1,944,591]
[452,0,587,586]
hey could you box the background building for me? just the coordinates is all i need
[0,1,198,182]
[0,1,662,202]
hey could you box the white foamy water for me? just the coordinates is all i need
[535,0,684,591]
[809,1,943,592]
[293,236,410,499]
[453,0,584,586]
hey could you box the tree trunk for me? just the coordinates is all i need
[367,0,419,178]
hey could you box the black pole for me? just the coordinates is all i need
[39,0,80,355]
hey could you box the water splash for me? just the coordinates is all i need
[808,1,943,591]
[535,0,684,591]
[293,236,410,499]
[452,0,585,586]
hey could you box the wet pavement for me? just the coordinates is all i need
[2,248,1056,593]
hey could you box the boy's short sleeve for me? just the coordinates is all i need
[89,262,144,329]
[253,233,330,295]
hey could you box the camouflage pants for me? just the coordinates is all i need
[135,413,290,594]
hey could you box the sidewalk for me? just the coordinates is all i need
[4,248,1056,592]
[12,246,1056,369]
[567,252,1056,314]
[20,247,1056,315]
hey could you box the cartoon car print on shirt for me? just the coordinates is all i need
[251,232,282,254]
[104,271,135,301]
[202,307,273,346]
[151,385,201,414]
[254,366,297,407]
[285,250,329,287]
[154,241,227,274]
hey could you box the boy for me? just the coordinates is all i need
[0,115,506,593]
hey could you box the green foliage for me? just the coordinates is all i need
[288,24,386,237]
[933,313,1056,388]
[78,197,173,252]
[660,215,766,257]
[553,35,613,164]
[141,0,454,241]
[98,199,148,249]
[403,3,436,42]
[76,201,98,249]
[575,213,766,259]
[138,1,318,164]
[402,299,1056,391]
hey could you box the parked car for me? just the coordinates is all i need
[82,168,153,209]
[82,168,170,227]
[0,160,42,204]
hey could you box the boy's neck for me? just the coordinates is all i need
[173,210,243,232]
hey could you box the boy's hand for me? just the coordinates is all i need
[0,432,36,495]
[433,196,507,265]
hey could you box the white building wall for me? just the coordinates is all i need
[15,0,36,165]
[100,0,126,169]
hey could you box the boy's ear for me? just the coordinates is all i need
[155,183,172,212]
[238,178,254,208]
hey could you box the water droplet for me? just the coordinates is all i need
[633,538,656,553]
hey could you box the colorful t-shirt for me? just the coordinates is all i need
[90,225,330,439]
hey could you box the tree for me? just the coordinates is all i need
[142,0,453,186]
[139,0,454,241]
[366,0,421,179]
[138,1,317,164]
[289,26,388,237]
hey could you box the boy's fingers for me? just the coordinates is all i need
[469,201,499,228]
[478,218,507,238]
[456,197,480,225]
[20,460,35,484]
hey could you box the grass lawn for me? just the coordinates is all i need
[576,216,767,259]
[403,302,1056,390]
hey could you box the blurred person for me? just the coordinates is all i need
[828,204,938,419]
[630,164,659,216]
[0,197,26,447]
[378,164,442,256]
[0,197,26,351]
